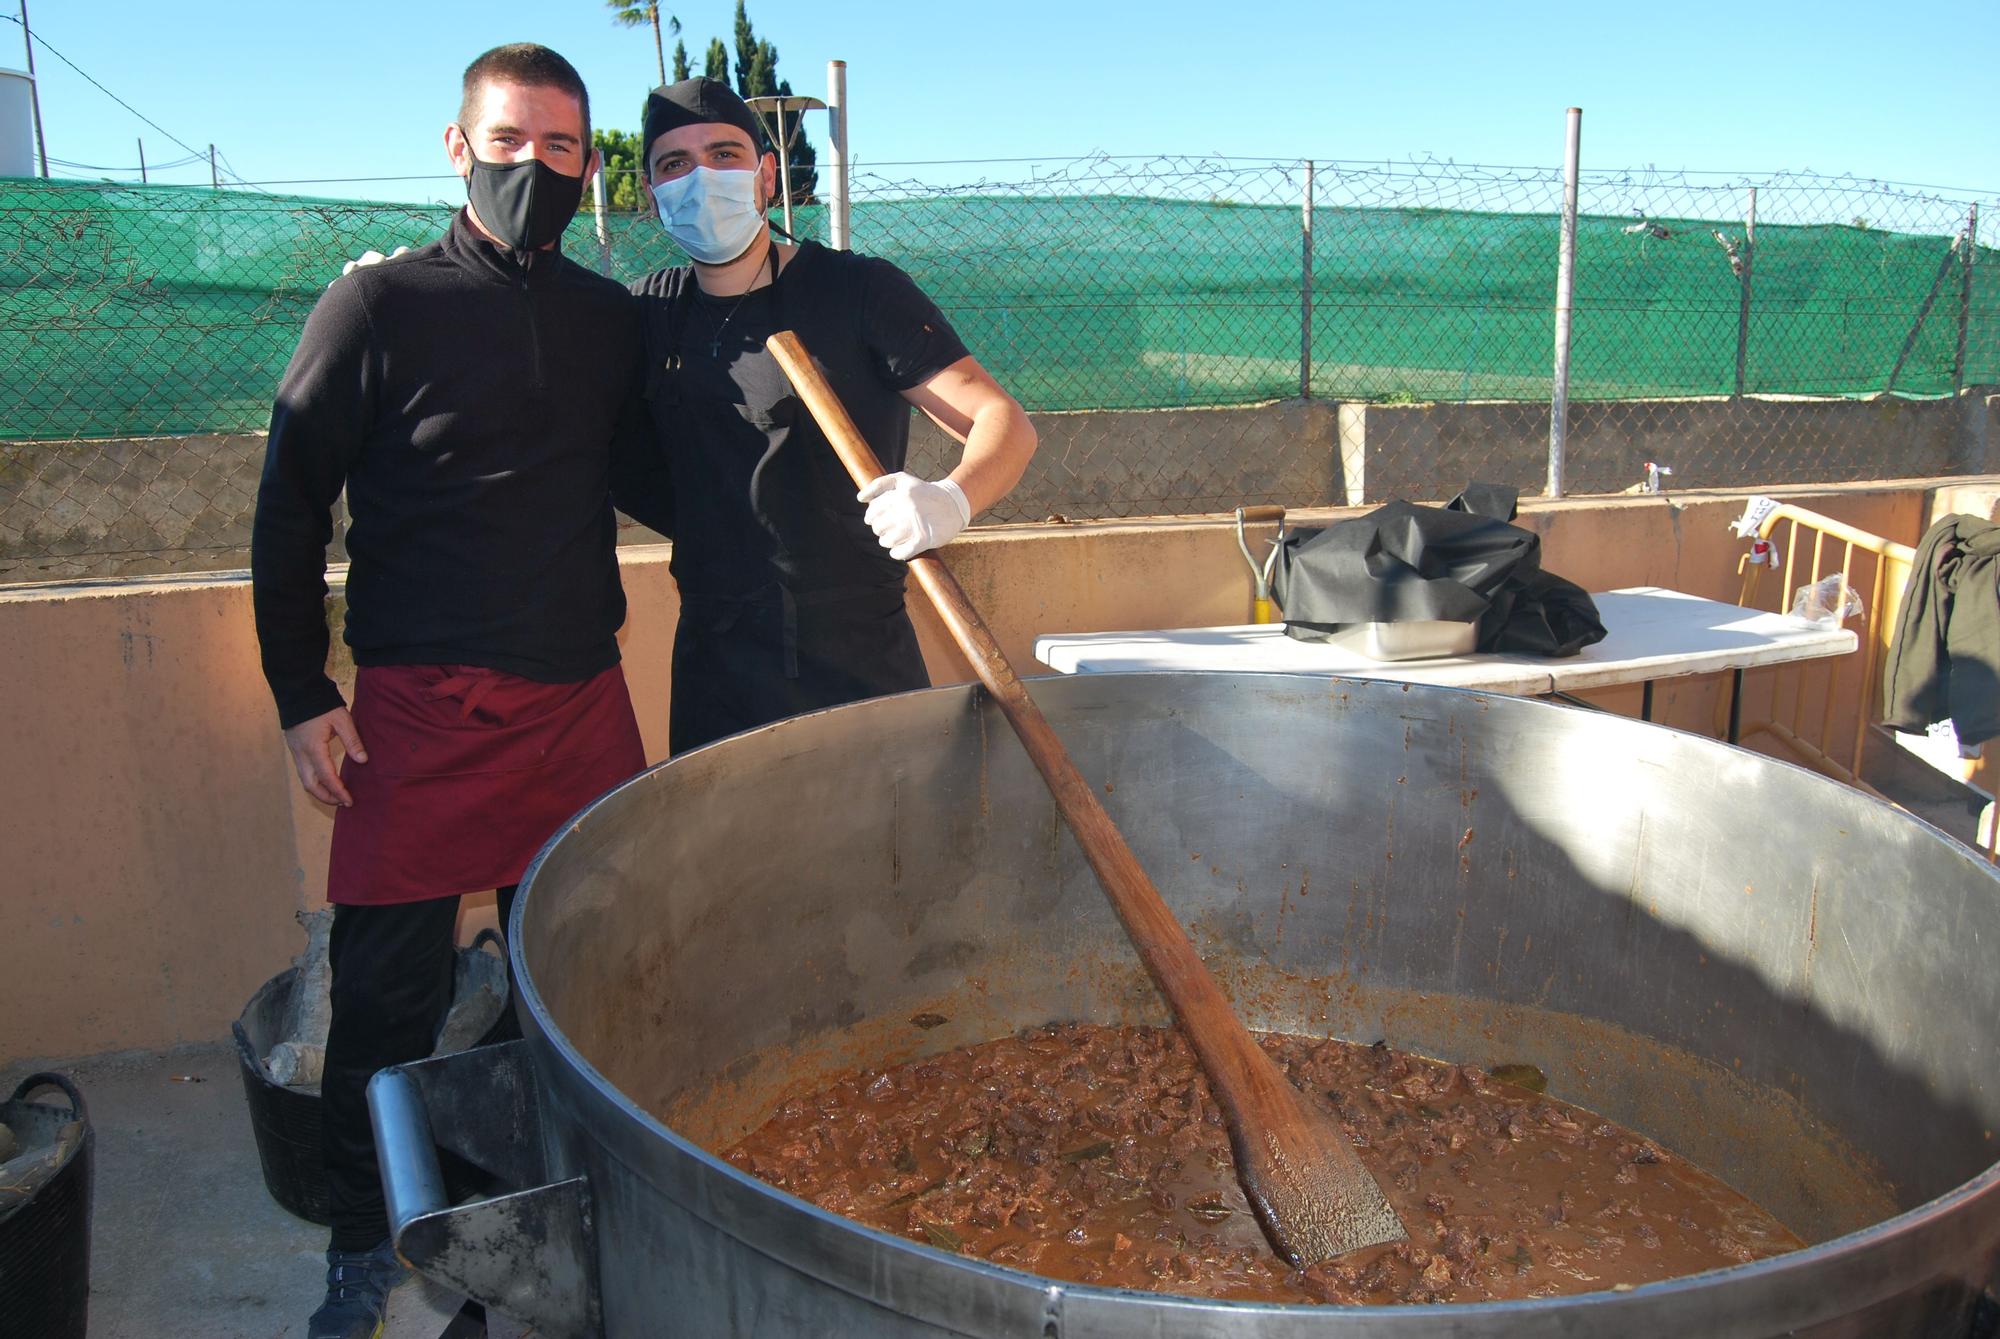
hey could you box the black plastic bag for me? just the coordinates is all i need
[1272,485,1606,657]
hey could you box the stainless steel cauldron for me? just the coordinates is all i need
[369,673,2000,1337]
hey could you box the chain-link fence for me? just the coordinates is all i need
[2,157,1994,580]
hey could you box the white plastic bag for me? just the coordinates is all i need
[1790,574,1863,625]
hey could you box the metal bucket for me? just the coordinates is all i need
[371,673,2000,1337]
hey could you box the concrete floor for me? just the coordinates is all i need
[1,1043,530,1338]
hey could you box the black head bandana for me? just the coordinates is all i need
[641,77,766,170]
[462,149,586,254]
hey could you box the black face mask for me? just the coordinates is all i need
[461,146,586,253]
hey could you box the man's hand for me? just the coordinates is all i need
[327,246,411,288]
[858,473,972,560]
[284,706,368,807]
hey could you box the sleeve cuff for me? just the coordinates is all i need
[275,677,347,731]
[937,477,973,527]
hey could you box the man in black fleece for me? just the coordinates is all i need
[251,44,667,1339]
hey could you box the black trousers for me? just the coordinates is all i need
[321,884,516,1252]
[669,587,929,755]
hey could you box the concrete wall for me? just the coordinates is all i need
[1345,393,1996,504]
[0,434,266,583]
[910,398,1345,521]
[0,480,1955,1065]
[9,391,1990,583]
[916,389,1997,520]
[0,434,665,584]
[0,554,678,1063]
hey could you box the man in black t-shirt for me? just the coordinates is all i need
[632,77,1038,753]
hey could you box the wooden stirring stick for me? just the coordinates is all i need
[766,330,1406,1265]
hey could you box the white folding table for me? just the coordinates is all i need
[1032,587,1859,738]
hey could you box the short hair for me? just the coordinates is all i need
[459,43,592,145]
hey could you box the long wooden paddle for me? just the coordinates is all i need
[766,330,1406,1266]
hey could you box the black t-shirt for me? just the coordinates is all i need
[252,210,648,728]
[631,241,969,599]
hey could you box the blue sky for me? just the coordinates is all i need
[7,0,1993,203]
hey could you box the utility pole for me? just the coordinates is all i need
[209,143,218,189]
[137,137,146,183]
[19,0,48,178]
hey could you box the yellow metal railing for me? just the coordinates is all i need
[1726,504,1917,795]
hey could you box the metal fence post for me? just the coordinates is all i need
[1954,202,1978,395]
[1886,236,1964,396]
[826,60,850,251]
[1301,159,1314,400]
[1735,186,1757,398]
[592,170,612,277]
[1548,107,1581,499]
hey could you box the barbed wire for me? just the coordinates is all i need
[172,153,1999,189]
[47,153,207,174]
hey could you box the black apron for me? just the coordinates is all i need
[642,249,930,755]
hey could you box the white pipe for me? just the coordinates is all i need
[592,169,611,277]
[827,59,849,250]
[1547,107,1581,499]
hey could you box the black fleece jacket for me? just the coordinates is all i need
[251,210,671,728]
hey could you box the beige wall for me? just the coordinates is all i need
[0,481,1957,1065]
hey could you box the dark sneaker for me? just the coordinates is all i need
[307,1240,408,1339]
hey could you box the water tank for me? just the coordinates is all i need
[0,67,36,179]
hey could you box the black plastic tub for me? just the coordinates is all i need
[0,1073,94,1339]
[233,931,511,1224]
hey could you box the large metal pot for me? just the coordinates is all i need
[371,672,2000,1337]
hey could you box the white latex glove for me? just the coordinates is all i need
[329,245,410,287]
[857,472,972,561]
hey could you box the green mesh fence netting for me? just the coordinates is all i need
[1,177,1993,442]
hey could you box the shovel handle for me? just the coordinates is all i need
[767,329,1404,1264]
[770,329,1279,1125]
[766,330,1224,998]
[1236,505,1286,525]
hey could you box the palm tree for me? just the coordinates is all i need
[605,1,678,89]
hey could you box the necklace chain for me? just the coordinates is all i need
[704,244,781,359]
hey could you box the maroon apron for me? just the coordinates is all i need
[326,663,647,905]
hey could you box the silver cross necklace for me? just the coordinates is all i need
[706,245,780,359]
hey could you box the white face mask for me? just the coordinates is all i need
[650,165,767,265]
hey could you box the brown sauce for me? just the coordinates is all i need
[722,1022,1802,1304]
